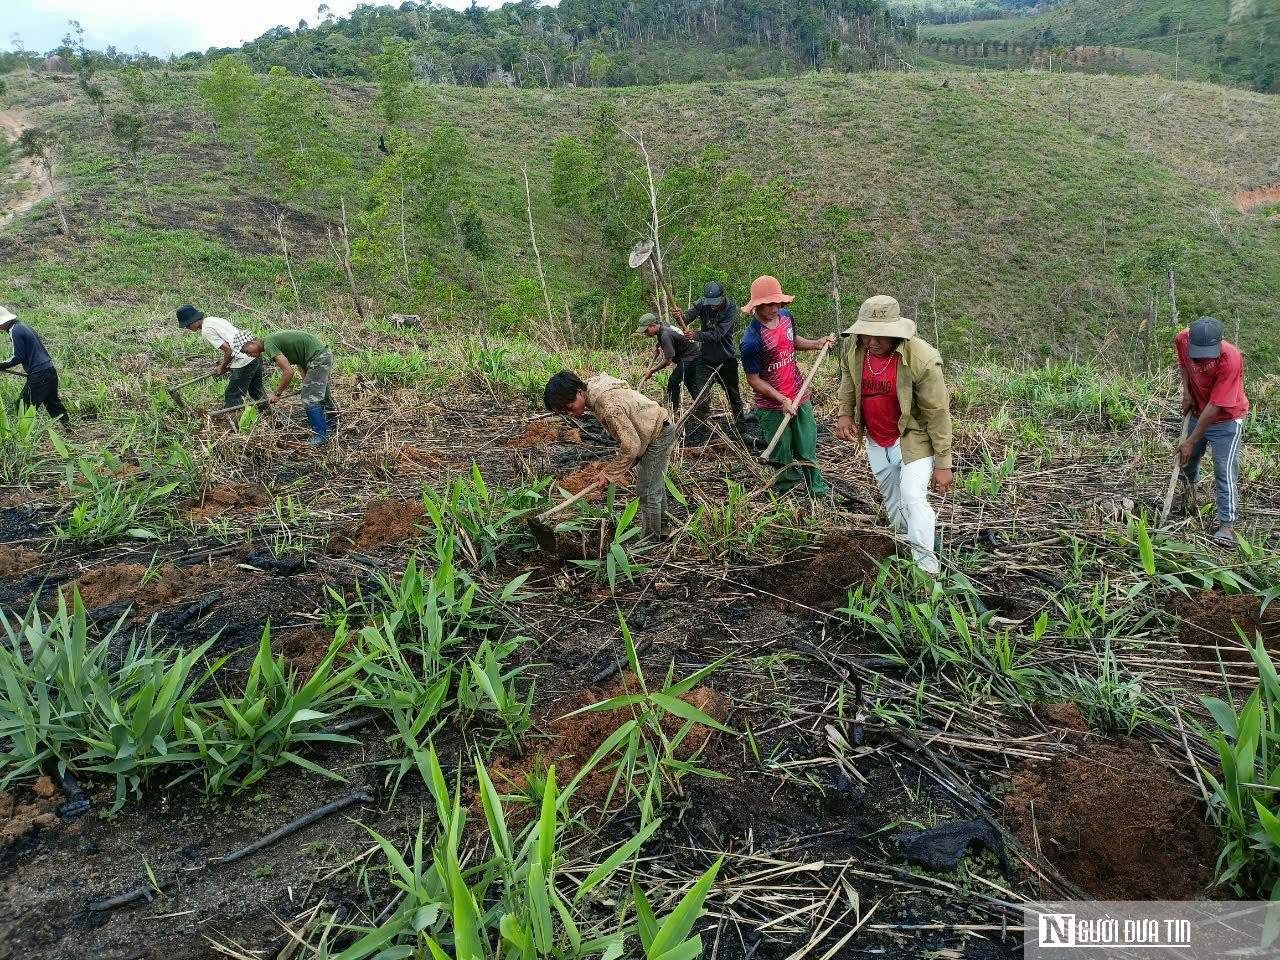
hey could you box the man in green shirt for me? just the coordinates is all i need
[242,331,335,445]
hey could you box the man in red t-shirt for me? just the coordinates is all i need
[835,296,953,575]
[1174,316,1249,544]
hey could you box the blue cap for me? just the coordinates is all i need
[1187,316,1222,359]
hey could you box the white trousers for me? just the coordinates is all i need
[866,438,938,574]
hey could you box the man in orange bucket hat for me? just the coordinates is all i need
[739,276,834,496]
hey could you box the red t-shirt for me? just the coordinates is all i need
[861,352,902,447]
[1175,329,1249,422]
[741,310,807,411]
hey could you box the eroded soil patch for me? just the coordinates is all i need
[65,558,243,611]
[1177,590,1280,663]
[278,625,342,675]
[1004,737,1218,899]
[0,544,41,578]
[555,461,610,499]
[766,530,898,609]
[183,482,271,521]
[350,497,427,549]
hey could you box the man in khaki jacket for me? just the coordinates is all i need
[834,296,953,575]
[544,369,676,540]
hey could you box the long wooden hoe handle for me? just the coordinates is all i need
[760,340,833,461]
[0,368,27,378]
[1159,414,1192,526]
[537,479,607,522]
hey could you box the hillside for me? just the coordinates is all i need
[1,67,1278,371]
[922,0,1280,90]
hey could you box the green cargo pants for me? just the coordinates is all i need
[755,401,829,496]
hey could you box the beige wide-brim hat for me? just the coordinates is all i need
[844,295,916,339]
[0,306,15,326]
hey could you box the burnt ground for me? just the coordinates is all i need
[0,396,1261,960]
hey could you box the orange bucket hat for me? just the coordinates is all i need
[741,275,794,314]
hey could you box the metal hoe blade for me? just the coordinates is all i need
[628,238,654,269]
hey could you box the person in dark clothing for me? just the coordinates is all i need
[636,312,707,423]
[673,281,745,426]
[0,306,69,422]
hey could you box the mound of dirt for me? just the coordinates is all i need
[768,531,898,609]
[1004,738,1218,900]
[1177,590,1280,663]
[278,626,342,675]
[1034,702,1091,734]
[1,777,65,844]
[508,420,581,448]
[487,674,729,818]
[66,558,243,611]
[353,497,427,548]
[184,482,271,520]
[556,461,610,499]
[0,544,41,578]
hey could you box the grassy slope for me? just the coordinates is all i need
[922,0,1280,88]
[2,68,1279,371]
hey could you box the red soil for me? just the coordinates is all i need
[66,558,242,610]
[183,482,271,521]
[0,544,41,578]
[1177,590,1280,664]
[1004,736,1219,900]
[770,530,898,610]
[353,497,427,549]
[507,420,581,448]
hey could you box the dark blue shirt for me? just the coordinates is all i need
[1,323,54,374]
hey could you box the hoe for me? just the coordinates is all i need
[165,370,221,412]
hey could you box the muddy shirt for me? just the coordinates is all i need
[740,310,806,410]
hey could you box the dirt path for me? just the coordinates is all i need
[0,108,52,230]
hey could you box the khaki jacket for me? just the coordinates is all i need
[837,336,953,469]
[586,374,670,481]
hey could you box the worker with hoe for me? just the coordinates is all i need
[636,312,707,433]
[242,329,337,446]
[836,295,953,576]
[672,281,747,429]
[1174,315,1249,544]
[543,368,677,541]
[0,305,69,422]
[740,276,833,498]
[176,305,263,409]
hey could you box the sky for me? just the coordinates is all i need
[4,0,504,58]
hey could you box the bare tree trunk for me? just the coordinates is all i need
[275,210,301,306]
[521,164,555,333]
[45,162,70,237]
[398,182,410,286]
[335,198,365,321]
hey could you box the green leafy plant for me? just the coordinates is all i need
[566,493,651,592]
[0,590,218,812]
[1061,641,1161,736]
[1199,637,1280,902]
[301,743,721,960]
[423,465,547,569]
[177,626,366,795]
[561,613,732,822]
[460,637,536,750]
[0,401,44,484]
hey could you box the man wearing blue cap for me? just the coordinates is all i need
[176,304,264,409]
[673,281,746,428]
[1174,316,1249,544]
